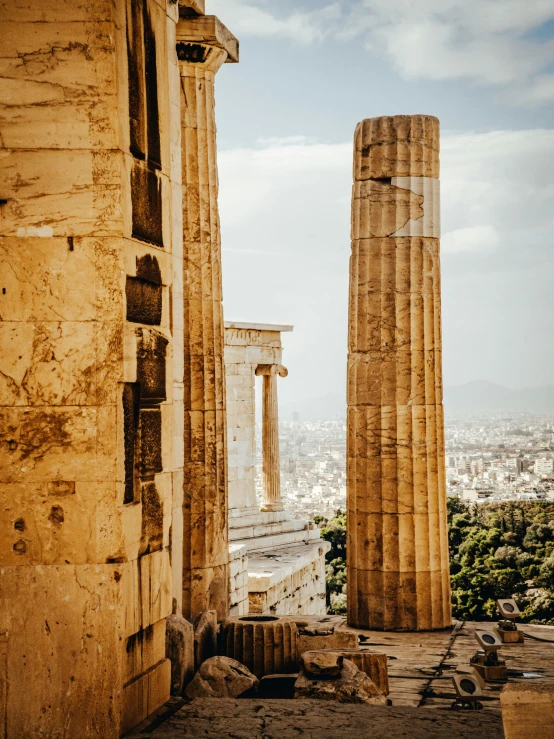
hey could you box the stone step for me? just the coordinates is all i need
[228,518,308,543]
[233,526,323,553]
[229,509,292,528]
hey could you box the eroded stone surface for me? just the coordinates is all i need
[221,616,299,678]
[301,651,343,678]
[347,115,451,631]
[166,614,194,696]
[184,656,258,699]
[294,659,387,705]
[125,698,504,738]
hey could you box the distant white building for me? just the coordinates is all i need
[535,458,554,477]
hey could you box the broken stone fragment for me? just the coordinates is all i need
[294,659,387,705]
[166,613,195,696]
[194,610,218,671]
[299,624,335,636]
[301,651,343,678]
[185,656,259,699]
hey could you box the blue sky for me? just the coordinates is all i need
[209,0,554,410]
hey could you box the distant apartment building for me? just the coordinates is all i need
[535,458,554,476]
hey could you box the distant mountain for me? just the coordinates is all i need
[281,381,554,421]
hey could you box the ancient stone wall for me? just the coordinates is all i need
[0,2,238,735]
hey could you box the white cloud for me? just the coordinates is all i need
[217,128,554,398]
[212,0,554,101]
[442,225,499,254]
[517,74,554,104]
[209,0,341,44]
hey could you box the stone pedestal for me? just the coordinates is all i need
[347,115,451,631]
[177,19,238,621]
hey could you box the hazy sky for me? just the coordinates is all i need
[209,0,554,408]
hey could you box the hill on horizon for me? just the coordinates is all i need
[280,381,554,421]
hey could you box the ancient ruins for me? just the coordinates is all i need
[0,1,552,738]
[347,115,451,631]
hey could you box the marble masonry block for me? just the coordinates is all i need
[354,115,439,180]
[124,617,167,686]
[140,549,173,632]
[0,321,123,408]
[0,236,123,323]
[221,616,299,678]
[0,18,120,150]
[121,658,171,737]
[501,683,554,739]
[0,480,145,566]
[0,405,118,484]
[0,562,125,739]
[297,630,359,655]
[0,149,125,238]
[0,0,119,24]
[181,562,228,622]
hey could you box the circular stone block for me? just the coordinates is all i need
[220,616,299,678]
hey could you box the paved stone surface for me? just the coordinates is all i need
[126,619,554,737]
[127,698,504,738]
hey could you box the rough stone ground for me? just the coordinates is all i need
[127,699,504,738]
[126,620,554,738]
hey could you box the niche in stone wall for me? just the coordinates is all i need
[122,328,168,554]
[126,254,163,325]
[126,0,163,247]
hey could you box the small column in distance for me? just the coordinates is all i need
[255,364,288,512]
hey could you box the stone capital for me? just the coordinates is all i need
[255,364,288,378]
[176,15,239,73]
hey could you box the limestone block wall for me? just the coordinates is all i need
[0,1,183,735]
[248,543,329,616]
[229,543,249,616]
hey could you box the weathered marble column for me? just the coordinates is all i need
[255,364,288,512]
[177,18,238,620]
[347,115,451,631]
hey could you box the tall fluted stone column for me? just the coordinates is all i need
[177,18,238,620]
[347,115,451,631]
[255,364,288,512]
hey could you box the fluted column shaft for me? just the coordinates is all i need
[177,34,229,620]
[256,364,288,512]
[347,115,451,631]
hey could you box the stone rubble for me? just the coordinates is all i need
[166,613,195,696]
[185,656,259,699]
[294,658,388,705]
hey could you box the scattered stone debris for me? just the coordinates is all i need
[185,656,259,699]
[294,658,387,705]
[193,610,218,671]
[297,627,358,654]
[301,651,344,678]
[166,613,194,696]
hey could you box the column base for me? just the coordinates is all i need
[260,502,284,512]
